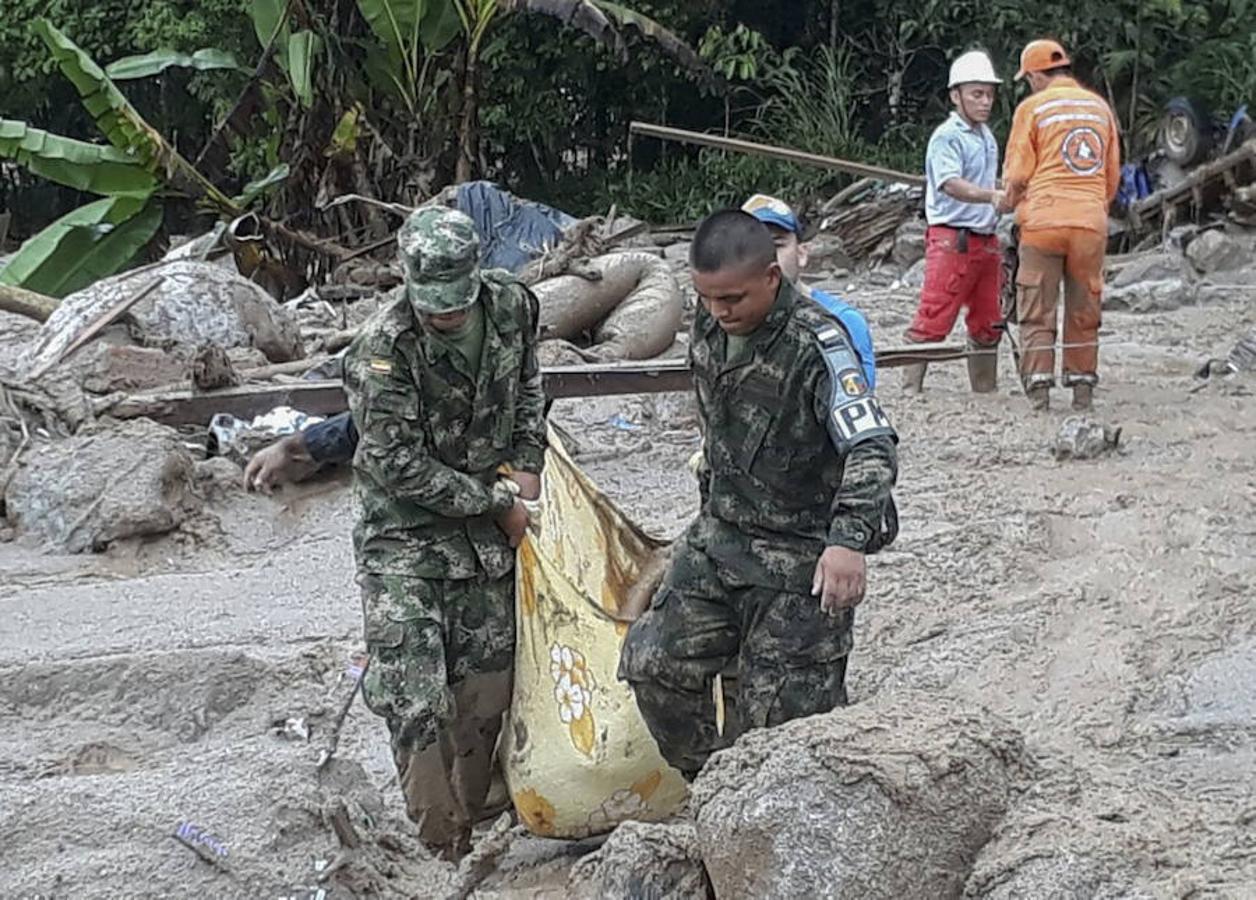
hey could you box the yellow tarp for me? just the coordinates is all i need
[503,428,687,839]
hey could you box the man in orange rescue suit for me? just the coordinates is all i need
[1004,39,1120,411]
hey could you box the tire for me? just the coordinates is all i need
[1158,96,1212,167]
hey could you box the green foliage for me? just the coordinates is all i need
[34,19,234,208]
[105,48,244,80]
[0,119,158,197]
[0,195,162,297]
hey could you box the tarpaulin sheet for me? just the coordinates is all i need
[455,181,577,274]
[503,428,687,838]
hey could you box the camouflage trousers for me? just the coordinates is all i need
[617,542,852,780]
[358,571,515,857]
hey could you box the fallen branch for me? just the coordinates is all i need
[0,283,59,323]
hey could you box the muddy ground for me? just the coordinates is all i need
[1,273,1254,898]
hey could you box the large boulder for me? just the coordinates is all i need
[1109,252,1190,288]
[891,218,927,269]
[4,419,199,552]
[1103,280,1194,313]
[23,260,303,377]
[1184,230,1248,274]
[567,820,711,900]
[691,693,1029,900]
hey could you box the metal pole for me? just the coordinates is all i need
[629,121,925,188]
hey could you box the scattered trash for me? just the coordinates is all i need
[1196,328,1256,380]
[608,414,642,432]
[1052,417,1123,461]
[272,716,310,742]
[344,654,367,682]
[172,821,230,870]
[208,406,325,465]
[316,658,367,770]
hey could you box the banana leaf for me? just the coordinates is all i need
[594,1,707,76]
[0,195,162,298]
[33,19,237,212]
[234,162,290,206]
[288,30,321,107]
[251,0,291,58]
[0,119,157,196]
[355,0,424,57]
[421,0,463,51]
[105,48,245,80]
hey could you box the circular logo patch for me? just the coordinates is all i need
[1061,126,1104,176]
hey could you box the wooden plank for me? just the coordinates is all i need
[110,346,968,427]
[630,122,926,188]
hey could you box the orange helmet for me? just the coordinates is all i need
[1015,39,1071,80]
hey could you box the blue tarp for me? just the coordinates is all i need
[454,181,578,274]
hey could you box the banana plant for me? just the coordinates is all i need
[248,0,324,108]
[355,0,461,118]
[0,22,289,298]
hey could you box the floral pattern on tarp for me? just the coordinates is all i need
[550,643,596,756]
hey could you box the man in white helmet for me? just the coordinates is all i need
[902,49,1006,395]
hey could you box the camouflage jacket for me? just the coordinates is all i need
[684,279,899,594]
[343,271,547,580]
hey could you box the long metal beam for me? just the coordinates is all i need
[630,121,926,188]
[109,345,967,427]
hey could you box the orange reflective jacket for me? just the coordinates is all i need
[1004,77,1121,235]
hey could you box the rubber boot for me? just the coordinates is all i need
[1072,383,1093,411]
[966,343,998,393]
[1027,384,1050,411]
[902,362,927,394]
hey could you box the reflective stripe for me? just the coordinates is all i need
[1037,112,1108,129]
[1033,97,1105,115]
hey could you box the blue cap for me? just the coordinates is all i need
[741,193,800,234]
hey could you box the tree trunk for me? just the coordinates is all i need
[456,46,481,183]
[0,283,58,322]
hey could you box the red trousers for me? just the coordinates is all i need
[908,226,1003,345]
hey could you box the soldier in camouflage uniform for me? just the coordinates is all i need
[619,210,899,780]
[343,207,546,859]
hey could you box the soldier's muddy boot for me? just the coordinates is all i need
[1071,383,1094,411]
[902,362,927,394]
[1026,384,1050,411]
[966,341,998,393]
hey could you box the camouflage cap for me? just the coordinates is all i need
[397,207,482,314]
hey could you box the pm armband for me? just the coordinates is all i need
[813,322,898,450]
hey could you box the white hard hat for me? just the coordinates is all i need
[948,50,1001,88]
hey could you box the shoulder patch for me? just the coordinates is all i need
[811,319,897,451]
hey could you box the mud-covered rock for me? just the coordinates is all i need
[567,820,711,900]
[963,776,1156,900]
[691,693,1029,900]
[1110,252,1189,288]
[891,217,927,268]
[23,261,304,377]
[74,342,190,394]
[5,419,199,552]
[1052,417,1121,461]
[901,257,928,290]
[1185,230,1248,274]
[1103,280,1193,313]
